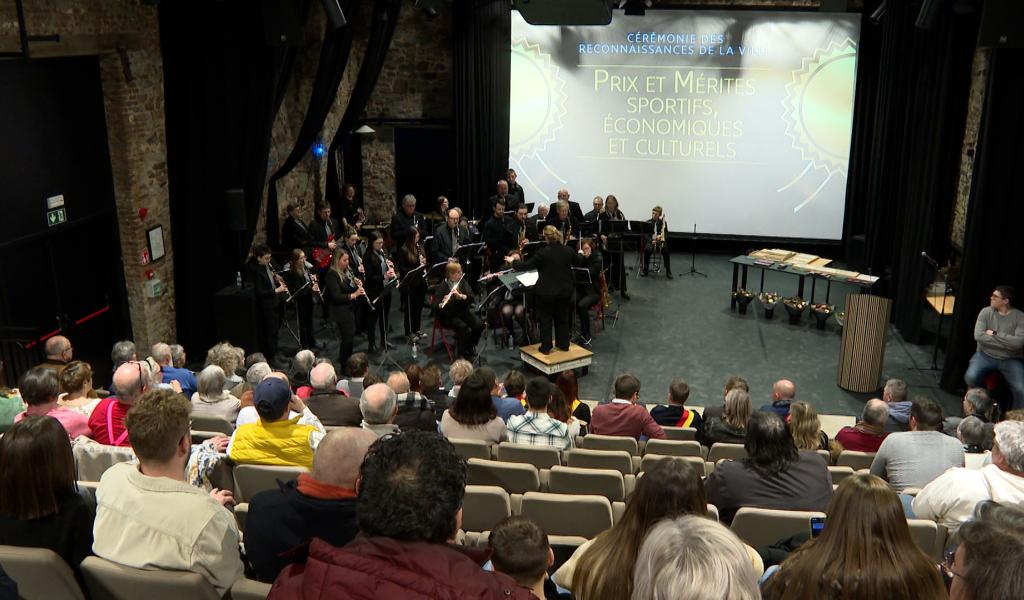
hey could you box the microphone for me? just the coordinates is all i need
[920,251,939,268]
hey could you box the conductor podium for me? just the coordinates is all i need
[520,343,593,376]
[837,294,892,393]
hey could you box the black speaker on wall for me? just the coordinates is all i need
[979,0,1024,48]
[224,188,247,232]
[514,0,613,26]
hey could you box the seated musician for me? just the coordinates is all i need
[545,200,578,242]
[483,198,515,273]
[512,205,538,248]
[576,238,603,345]
[432,263,483,359]
[431,209,471,265]
[642,205,672,279]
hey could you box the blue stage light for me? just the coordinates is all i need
[312,142,326,158]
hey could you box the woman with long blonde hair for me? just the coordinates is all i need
[788,401,829,451]
[701,388,751,446]
[322,249,365,366]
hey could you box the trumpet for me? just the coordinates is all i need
[439,273,465,309]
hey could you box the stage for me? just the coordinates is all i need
[276,252,963,418]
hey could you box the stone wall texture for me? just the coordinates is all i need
[950,48,990,251]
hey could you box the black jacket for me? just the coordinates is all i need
[0,490,94,587]
[322,269,359,322]
[545,213,579,241]
[310,216,341,248]
[432,278,475,320]
[245,259,283,309]
[576,251,603,297]
[431,223,471,264]
[513,243,582,299]
[391,210,426,248]
[483,216,515,269]
[282,216,314,251]
[362,248,392,298]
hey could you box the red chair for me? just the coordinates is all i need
[589,273,608,336]
[430,318,456,361]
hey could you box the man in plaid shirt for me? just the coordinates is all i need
[506,379,573,450]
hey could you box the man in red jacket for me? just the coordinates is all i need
[269,431,533,599]
[590,374,666,440]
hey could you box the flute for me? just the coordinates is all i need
[439,274,465,309]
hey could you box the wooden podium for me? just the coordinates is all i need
[837,294,892,393]
[520,343,593,376]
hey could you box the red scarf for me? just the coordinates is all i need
[296,473,357,500]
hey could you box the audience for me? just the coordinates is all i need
[882,378,911,432]
[869,397,964,491]
[632,516,760,600]
[489,517,565,600]
[93,388,242,595]
[268,431,533,598]
[503,369,527,407]
[291,349,316,393]
[758,379,796,418]
[947,501,1024,600]
[912,420,1024,533]
[590,374,665,440]
[0,388,21,429]
[944,387,995,440]
[447,358,474,398]
[388,371,436,432]
[109,340,137,383]
[702,375,750,421]
[359,383,400,438]
[239,361,272,409]
[546,386,583,439]
[0,416,94,582]
[205,342,245,394]
[761,473,946,600]
[472,367,523,422]
[337,353,369,398]
[245,427,377,582]
[151,342,197,397]
[57,361,100,417]
[440,370,508,444]
[957,416,993,462]
[700,388,751,446]
[787,401,829,451]
[190,365,242,423]
[651,378,703,434]
[15,366,90,439]
[835,398,889,452]
[228,377,325,469]
[706,411,832,524]
[305,363,361,426]
[507,378,572,450]
[38,336,73,375]
[420,363,450,419]
[170,343,187,369]
[89,361,150,446]
[555,370,592,424]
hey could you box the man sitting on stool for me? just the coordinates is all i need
[433,262,482,359]
[642,205,672,279]
[965,285,1024,410]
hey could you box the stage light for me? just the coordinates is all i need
[312,141,326,158]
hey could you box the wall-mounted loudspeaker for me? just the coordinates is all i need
[514,0,613,26]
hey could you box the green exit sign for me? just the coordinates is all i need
[46,207,67,227]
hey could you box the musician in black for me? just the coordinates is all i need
[323,249,366,367]
[506,169,525,209]
[488,179,519,216]
[340,182,364,227]
[396,228,428,341]
[244,244,288,362]
[511,205,539,248]
[598,194,629,301]
[642,205,672,279]
[583,196,603,223]
[310,203,341,272]
[483,198,515,272]
[431,209,471,265]
[362,231,396,354]
[391,194,426,248]
[576,238,603,344]
[507,225,583,354]
[545,201,578,243]
[282,249,321,349]
[282,203,313,255]
[432,262,482,359]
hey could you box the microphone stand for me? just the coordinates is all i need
[682,223,707,278]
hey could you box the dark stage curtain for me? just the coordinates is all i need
[325,0,403,220]
[842,1,978,342]
[160,1,307,353]
[453,0,511,221]
[266,8,355,247]
[941,48,1024,392]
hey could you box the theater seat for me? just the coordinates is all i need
[233,464,308,503]
[495,443,562,470]
[835,451,876,471]
[827,466,855,485]
[564,448,635,475]
[74,443,135,482]
[907,519,947,561]
[520,492,613,538]
[189,414,234,435]
[547,465,625,501]
[448,437,493,461]
[80,556,220,600]
[0,545,85,600]
[661,426,698,441]
[639,454,707,480]
[580,434,639,455]
[467,458,541,494]
[463,485,512,533]
[643,439,705,459]
[729,507,825,549]
[707,443,747,463]
[231,578,273,600]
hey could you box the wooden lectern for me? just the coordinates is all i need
[837,294,892,393]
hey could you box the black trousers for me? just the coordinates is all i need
[367,290,392,348]
[296,296,316,347]
[401,282,427,336]
[604,250,627,293]
[257,303,280,362]
[333,308,355,367]
[442,312,483,357]
[643,246,671,273]
[576,292,600,339]
[536,295,572,351]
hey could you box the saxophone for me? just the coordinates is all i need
[652,214,667,252]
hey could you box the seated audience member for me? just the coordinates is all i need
[477,367,524,422]
[700,388,751,447]
[152,342,197,398]
[291,349,316,398]
[503,370,527,409]
[359,383,400,438]
[706,411,832,524]
[758,379,796,418]
[869,397,964,491]
[110,340,137,377]
[205,342,245,394]
[702,375,749,422]
[245,351,268,371]
[170,343,187,369]
[835,398,889,453]
[650,378,704,434]
[15,366,90,439]
[440,370,508,444]
[546,387,583,440]
[239,361,272,409]
[555,459,711,597]
[0,416,94,581]
[38,335,73,375]
[387,371,436,433]
[944,387,995,440]
[93,388,242,595]
[489,517,566,600]
[420,364,449,420]
[89,361,150,446]
[0,388,21,428]
[946,501,1024,600]
[268,431,533,599]
[507,379,572,450]
[762,473,946,600]
[305,363,361,427]
[447,358,474,398]
[912,420,1024,533]
[632,516,760,600]
[228,377,325,469]
[787,401,829,451]
[555,370,592,424]
[245,427,377,582]
[337,352,369,398]
[190,365,241,423]
[57,361,101,417]
[958,416,993,458]
[882,378,912,432]
[590,374,665,440]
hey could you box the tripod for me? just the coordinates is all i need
[682,223,707,278]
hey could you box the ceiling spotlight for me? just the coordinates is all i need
[354,125,376,136]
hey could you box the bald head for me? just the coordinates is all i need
[312,427,378,488]
[387,371,410,394]
[772,379,796,401]
[310,363,337,391]
[360,383,397,425]
[113,361,147,404]
[151,342,172,366]
[268,371,290,383]
[45,336,71,361]
[557,188,569,202]
[862,398,889,427]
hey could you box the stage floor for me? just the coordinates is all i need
[276,252,962,418]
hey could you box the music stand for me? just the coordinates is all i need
[471,283,512,366]
[599,219,630,293]
[371,277,402,370]
[578,221,597,237]
[629,221,654,278]
[398,263,427,340]
[499,269,539,345]
[682,224,707,278]
[521,241,544,255]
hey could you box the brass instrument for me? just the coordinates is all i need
[650,213,667,273]
[439,273,466,309]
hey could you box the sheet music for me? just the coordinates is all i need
[516,271,539,286]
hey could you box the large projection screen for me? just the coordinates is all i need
[509,10,860,240]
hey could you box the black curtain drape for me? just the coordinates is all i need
[325,0,403,219]
[941,47,1024,392]
[161,1,306,353]
[266,6,356,247]
[453,0,511,221]
[842,1,978,343]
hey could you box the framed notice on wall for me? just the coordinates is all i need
[147,225,166,262]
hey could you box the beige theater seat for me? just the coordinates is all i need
[232,464,308,503]
[580,434,639,455]
[231,578,273,600]
[835,451,876,471]
[462,485,512,533]
[907,519,948,561]
[707,443,747,463]
[639,454,708,480]
[80,556,220,600]
[564,448,635,475]
[643,439,705,459]
[467,458,541,494]
[448,437,493,461]
[547,465,626,501]
[189,414,234,435]
[827,466,856,485]
[73,443,135,482]
[520,492,613,538]
[661,426,698,441]
[730,507,825,549]
[495,443,562,470]
[0,545,85,600]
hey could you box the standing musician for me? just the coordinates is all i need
[282,203,314,256]
[598,194,629,301]
[340,227,367,333]
[282,249,322,350]
[483,198,515,272]
[362,231,397,355]
[323,249,366,367]
[339,182,365,229]
[545,200,579,243]
[488,179,518,218]
[310,203,341,272]
[642,205,672,279]
[396,228,429,341]
[506,225,583,354]
[391,194,426,248]
[433,262,483,359]
[431,208,471,265]
[506,168,526,209]
[576,238,604,344]
[245,244,288,361]
[584,196,603,222]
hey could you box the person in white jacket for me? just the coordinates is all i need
[912,420,1024,533]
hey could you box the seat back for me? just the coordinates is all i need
[661,426,698,441]
[548,466,625,501]
[816,449,832,465]
[467,458,540,494]
[189,414,234,435]
[581,434,638,455]
[230,579,273,600]
[520,492,613,538]
[448,437,493,461]
[639,454,707,480]
[643,439,703,458]
[74,443,135,482]
[707,443,747,463]
[835,451,876,471]
[730,507,825,549]
[462,485,512,532]
[907,519,946,561]
[233,464,308,503]
[80,556,220,600]
[495,443,562,470]
[564,448,634,475]
[0,545,85,600]
[827,466,855,485]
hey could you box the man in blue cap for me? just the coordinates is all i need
[227,375,325,469]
